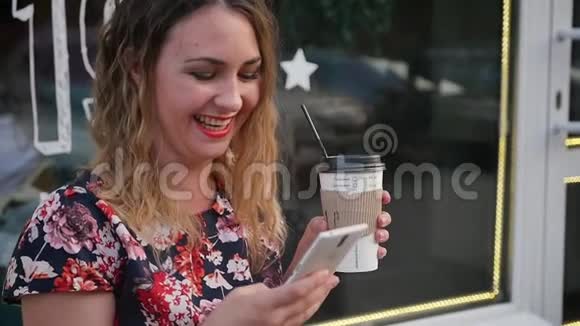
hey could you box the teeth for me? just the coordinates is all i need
[204,124,225,131]
[194,115,233,131]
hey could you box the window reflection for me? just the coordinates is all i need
[567,1,580,147]
[564,183,580,324]
[564,2,580,323]
[273,0,508,323]
[0,0,509,324]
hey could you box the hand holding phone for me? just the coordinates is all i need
[284,223,368,284]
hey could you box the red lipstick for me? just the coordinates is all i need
[194,119,234,139]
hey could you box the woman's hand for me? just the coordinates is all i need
[202,270,339,326]
[376,190,392,259]
[286,190,392,276]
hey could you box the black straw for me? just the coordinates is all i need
[300,104,329,159]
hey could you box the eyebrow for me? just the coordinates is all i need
[185,56,262,65]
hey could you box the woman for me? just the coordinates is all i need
[2,1,392,325]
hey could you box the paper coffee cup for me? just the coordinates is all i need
[319,155,385,273]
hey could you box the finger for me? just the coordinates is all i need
[284,288,332,326]
[375,229,389,243]
[299,217,328,251]
[376,212,392,228]
[268,270,330,307]
[278,277,336,325]
[282,276,338,324]
[382,190,391,205]
[307,216,328,233]
[286,217,328,275]
[377,246,387,259]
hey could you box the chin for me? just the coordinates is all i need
[190,144,230,163]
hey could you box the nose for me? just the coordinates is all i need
[213,78,243,113]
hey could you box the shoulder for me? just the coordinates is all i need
[2,171,127,303]
[28,171,111,238]
[13,170,124,262]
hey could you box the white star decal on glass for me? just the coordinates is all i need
[280,48,319,92]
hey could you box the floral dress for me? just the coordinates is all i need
[2,172,283,325]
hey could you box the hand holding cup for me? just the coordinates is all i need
[287,190,392,278]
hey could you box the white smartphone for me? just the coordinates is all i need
[284,223,368,284]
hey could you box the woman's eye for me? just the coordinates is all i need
[240,70,260,80]
[190,72,215,80]
[239,71,260,80]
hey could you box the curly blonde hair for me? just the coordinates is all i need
[89,0,286,273]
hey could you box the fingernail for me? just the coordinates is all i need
[314,218,327,231]
[327,276,340,288]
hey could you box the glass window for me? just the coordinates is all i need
[0,0,511,324]
[564,2,580,321]
[272,0,510,323]
[564,2,580,322]
[568,2,580,146]
[564,182,580,324]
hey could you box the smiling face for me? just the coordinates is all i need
[151,4,262,167]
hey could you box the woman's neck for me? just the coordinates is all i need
[160,160,217,214]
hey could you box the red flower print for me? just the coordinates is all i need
[32,191,62,221]
[137,272,194,326]
[173,246,191,277]
[54,258,112,292]
[197,298,222,324]
[150,225,181,251]
[174,245,204,297]
[137,272,172,326]
[226,254,251,282]
[203,270,232,290]
[216,217,244,243]
[207,250,223,266]
[95,200,122,225]
[63,186,88,198]
[115,224,147,261]
[64,187,76,198]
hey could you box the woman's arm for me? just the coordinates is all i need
[22,292,115,326]
[2,187,124,325]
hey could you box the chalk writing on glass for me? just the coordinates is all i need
[11,0,72,156]
[82,97,94,122]
[80,0,119,122]
[80,0,96,79]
